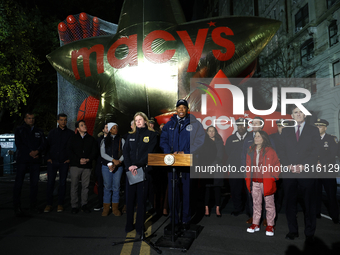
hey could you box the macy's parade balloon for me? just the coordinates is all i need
[47,0,282,136]
[155,70,293,142]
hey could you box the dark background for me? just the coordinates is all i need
[0,0,197,134]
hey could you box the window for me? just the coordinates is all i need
[305,73,317,95]
[329,20,338,47]
[295,4,309,32]
[328,0,339,9]
[301,39,314,64]
[333,61,340,86]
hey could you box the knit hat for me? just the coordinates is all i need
[107,122,118,131]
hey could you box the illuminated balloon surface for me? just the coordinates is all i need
[47,0,281,134]
[155,70,292,142]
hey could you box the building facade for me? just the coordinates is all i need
[201,0,340,138]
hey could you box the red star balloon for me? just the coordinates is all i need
[47,0,281,134]
[155,70,292,142]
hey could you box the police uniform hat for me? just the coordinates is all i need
[235,118,248,125]
[176,99,188,108]
[276,119,288,126]
[314,119,329,126]
[149,117,155,124]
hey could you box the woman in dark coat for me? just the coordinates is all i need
[123,112,157,237]
[204,126,224,217]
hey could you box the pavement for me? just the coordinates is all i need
[0,172,340,255]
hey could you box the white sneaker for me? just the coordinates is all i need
[265,226,274,236]
[247,224,260,233]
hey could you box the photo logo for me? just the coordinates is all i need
[200,83,312,116]
[197,82,222,111]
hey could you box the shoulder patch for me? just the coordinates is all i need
[186,124,193,131]
[331,135,338,143]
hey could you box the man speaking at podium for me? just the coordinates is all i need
[160,99,205,230]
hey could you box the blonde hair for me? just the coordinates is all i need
[129,112,155,134]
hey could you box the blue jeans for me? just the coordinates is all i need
[102,165,123,203]
[46,161,69,205]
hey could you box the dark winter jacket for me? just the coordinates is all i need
[202,134,225,187]
[159,114,205,154]
[15,124,46,163]
[46,126,74,163]
[225,131,252,172]
[69,132,97,168]
[123,126,157,170]
[101,134,123,166]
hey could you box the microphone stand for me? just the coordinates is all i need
[112,167,162,254]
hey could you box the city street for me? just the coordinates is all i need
[0,173,339,255]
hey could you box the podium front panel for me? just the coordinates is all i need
[148,153,192,167]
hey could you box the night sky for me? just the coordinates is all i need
[19,0,197,24]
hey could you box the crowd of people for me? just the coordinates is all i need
[12,100,340,244]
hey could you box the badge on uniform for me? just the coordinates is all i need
[232,139,239,142]
[324,141,329,148]
[143,136,149,143]
[35,132,41,138]
[129,138,135,141]
[186,124,193,131]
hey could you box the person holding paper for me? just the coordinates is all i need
[123,112,157,237]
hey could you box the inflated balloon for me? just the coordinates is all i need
[155,70,292,142]
[47,0,281,135]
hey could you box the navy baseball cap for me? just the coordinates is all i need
[176,99,188,108]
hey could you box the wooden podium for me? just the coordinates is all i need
[148,153,197,252]
[148,153,192,167]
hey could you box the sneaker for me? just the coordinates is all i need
[93,204,103,211]
[247,224,260,233]
[265,226,274,236]
[81,204,91,213]
[57,205,64,213]
[44,205,52,213]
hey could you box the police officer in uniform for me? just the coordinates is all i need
[314,119,339,224]
[123,112,157,236]
[225,118,252,216]
[14,112,46,215]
